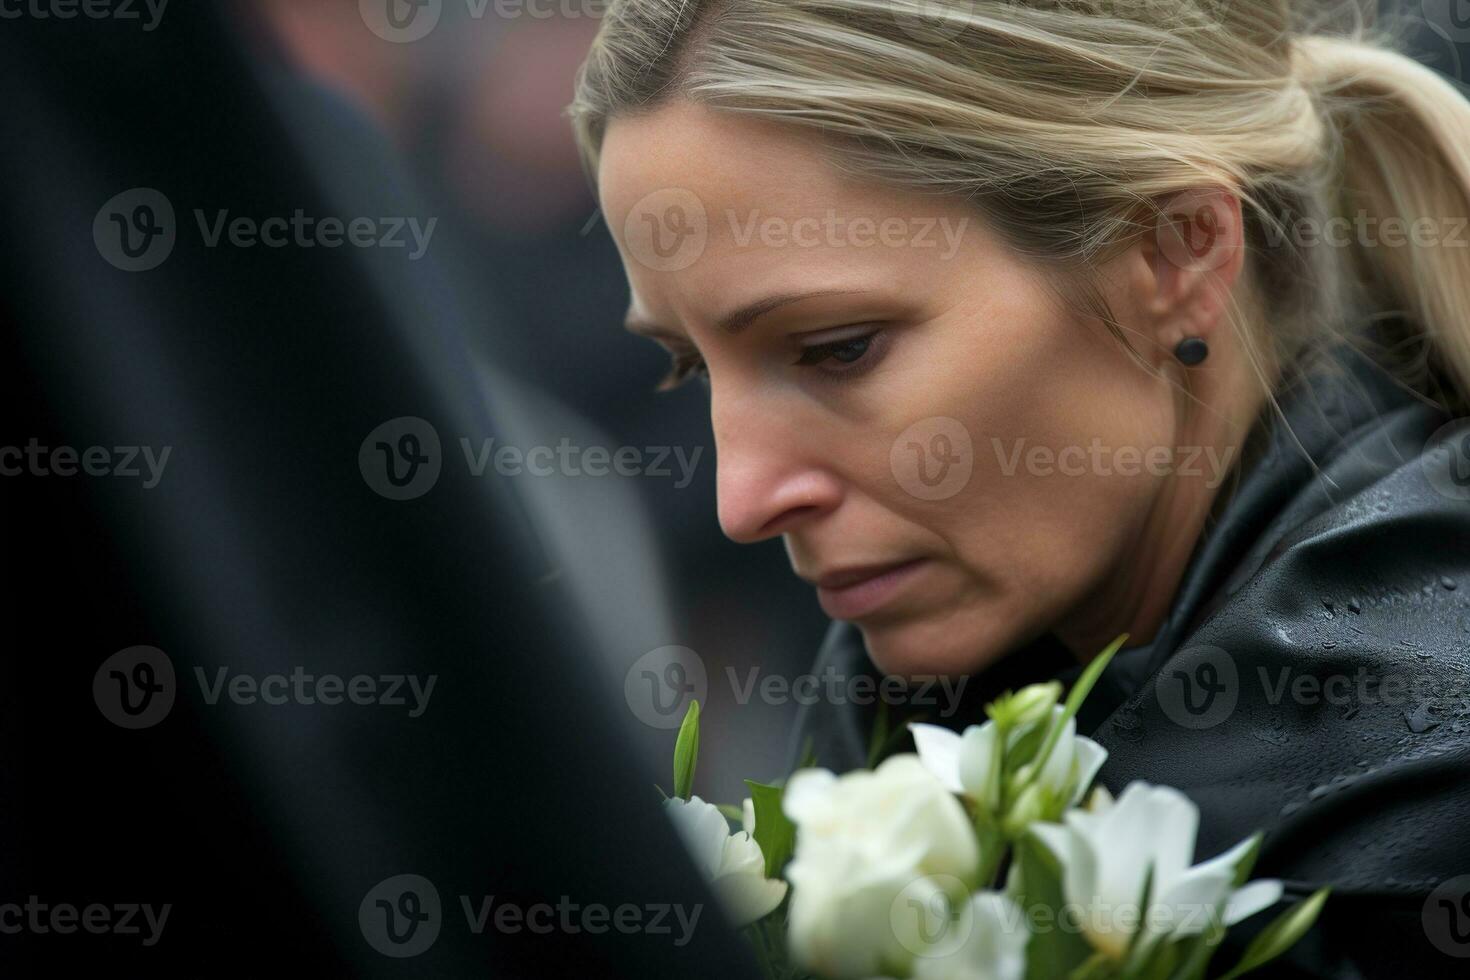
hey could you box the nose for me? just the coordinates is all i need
[713,387,843,543]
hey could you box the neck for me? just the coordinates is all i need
[1053,376,1268,662]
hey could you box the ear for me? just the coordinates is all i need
[1136,186,1246,365]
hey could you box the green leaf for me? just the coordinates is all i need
[796,735,818,772]
[1227,834,1263,889]
[1027,634,1127,791]
[866,700,890,769]
[1164,915,1226,980]
[716,802,745,824]
[744,779,798,878]
[1136,939,1179,980]
[673,699,700,800]
[1216,887,1331,980]
[1014,831,1095,980]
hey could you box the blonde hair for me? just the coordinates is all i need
[569,0,1470,409]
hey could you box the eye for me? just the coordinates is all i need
[656,350,708,392]
[794,329,886,377]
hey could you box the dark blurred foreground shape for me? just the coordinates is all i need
[0,2,760,975]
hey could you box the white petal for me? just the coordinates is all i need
[1084,784,1114,813]
[1224,879,1284,925]
[1068,737,1109,805]
[911,892,1029,980]
[782,768,838,823]
[1189,833,1260,885]
[910,723,966,794]
[1087,785,1168,915]
[1035,712,1078,791]
[1104,784,1197,896]
[664,796,730,877]
[1151,867,1233,939]
[1030,823,1097,915]
[957,723,1000,804]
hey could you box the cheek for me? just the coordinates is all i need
[875,281,1173,624]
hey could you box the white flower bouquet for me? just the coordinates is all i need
[660,635,1329,980]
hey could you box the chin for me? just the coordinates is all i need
[855,604,1016,681]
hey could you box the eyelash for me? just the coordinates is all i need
[656,330,886,392]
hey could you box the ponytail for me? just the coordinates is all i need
[1293,34,1470,402]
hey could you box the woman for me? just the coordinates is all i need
[571,1,1470,975]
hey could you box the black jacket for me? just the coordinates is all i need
[785,323,1470,978]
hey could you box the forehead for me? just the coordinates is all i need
[597,102,988,326]
[597,101,846,225]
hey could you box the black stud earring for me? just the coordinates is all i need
[1174,337,1209,366]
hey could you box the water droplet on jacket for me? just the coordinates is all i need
[1322,639,1337,649]
[1405,705,1441,734]
[1347,599,1361,614]
[1441,576,1457,591]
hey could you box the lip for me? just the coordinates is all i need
[813,559,927,621]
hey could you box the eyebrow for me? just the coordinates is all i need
[624,288,869,339]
